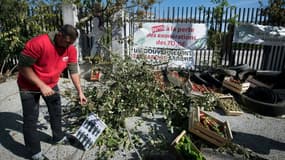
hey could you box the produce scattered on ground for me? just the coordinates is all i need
[175,134,205,160]
[200,112,225,137]
[219,97,242,111]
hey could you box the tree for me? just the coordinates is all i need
[261,0,285,69]
[0,0,29,78]
[264,0,285,26]
[0,0,62,77]
[0,0,159,76]
[203,0,236,68]
[76,0,158,28]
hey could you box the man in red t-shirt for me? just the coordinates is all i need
[17,24,87,160]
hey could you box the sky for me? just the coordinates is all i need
[153,0,269,8]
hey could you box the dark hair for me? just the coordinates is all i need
[59,24,78,40]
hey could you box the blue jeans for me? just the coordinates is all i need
[19,85,64,155]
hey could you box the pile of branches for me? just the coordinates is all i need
[62,55,269,159]
[64,56,192,159]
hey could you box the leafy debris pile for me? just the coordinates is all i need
[63,56,192,159]
[61,56,269,160]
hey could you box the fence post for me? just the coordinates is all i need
[111,10,126,58]
[227,24,235,66]
[62,4,82,61]
[61,3,83,78]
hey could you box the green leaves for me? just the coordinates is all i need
[0,0,62,73]
[192,92,217,111]
[80,56,195,158]
[175,135,205,160]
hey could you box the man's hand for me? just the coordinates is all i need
[79,92,87,105]
[18,66,53,96]
[40,84,55,97]
[70,72,88,105]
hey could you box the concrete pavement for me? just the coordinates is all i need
[0,77,285,160]
[0,78,137,160]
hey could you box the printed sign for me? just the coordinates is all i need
[132,22,207,69]
[233,23,285,46]
[73,113,107,150]
[131,47,195,69]
[133,23,207,49]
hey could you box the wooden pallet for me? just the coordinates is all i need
[188,107,233,147]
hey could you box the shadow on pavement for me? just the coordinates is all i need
[232,131,285,154]
[40,104,92,151]
[0,112,52,159]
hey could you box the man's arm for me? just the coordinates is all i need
[18,67,55,96]
[70,73,87,105]
[18,54,54,96]
[68,63,87,105]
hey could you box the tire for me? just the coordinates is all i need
[223,69,237,77]
[228,64,250,72]
[238,69,256,81]
[200,72,222,88]
[241,94,285,117]
[190,72,210,86]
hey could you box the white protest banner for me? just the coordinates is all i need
[132,22,207,69]
[133,23,207,49]
[233,23,285,46]
[131,47,195,69]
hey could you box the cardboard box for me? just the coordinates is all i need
[188,107,233,147]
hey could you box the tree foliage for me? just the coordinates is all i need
[201,0,236,67]
[0,0,29,64]
[0,0,158,73]
[0,0,63,73]
[264,0,285,26]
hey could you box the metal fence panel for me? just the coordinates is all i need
[122,6,284,71]
[6,5,284,72]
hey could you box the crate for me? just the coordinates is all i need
[153,70,166,90]
[171,130,206,160]
[90,70,101,81]
[188,107,233,147]
[222,77,250,94]
[90,62,112,81]
[217,95,243,116]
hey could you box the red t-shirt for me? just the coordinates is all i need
[17,34,77,90]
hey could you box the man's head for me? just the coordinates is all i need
[55,24,78,48]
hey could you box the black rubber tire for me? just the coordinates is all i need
[190,72,210,86]
[200,72,222,88]
[228,64,250,72]
[238,69,256,81]
[241,94,285,117]
[223,69,237,77]
[244,87,279,104]
[255,71,281,85]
